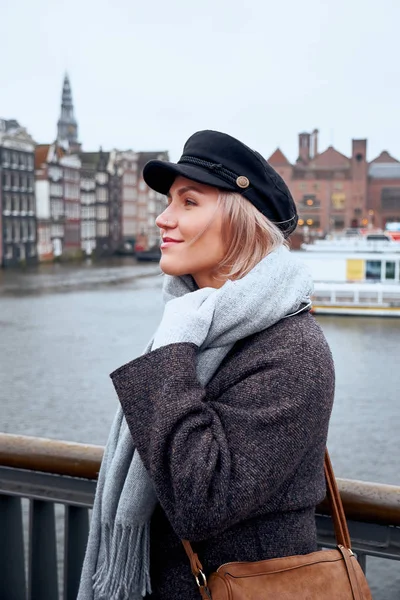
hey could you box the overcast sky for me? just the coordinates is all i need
[2,0,399,163]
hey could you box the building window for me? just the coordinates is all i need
[96,187,108,202]
[49,166,62,180]
[4,194,12,212]
[51,200,64,219]
[123,188,137,201]
[29,219,36,242]
[366,260,381,281]
[13,220,20,242]
[3,172,11,188]
[139,180,147,191]
[97,222,109,237]
[12,151,18,167]
[331,217,345,230]
[22,220,28,241]
[12,173,19,188]
[51,224,64,237]
[123,173,137,185]
[13,195,20,212]
[96,172,108,185]
[2,149,10,165]
[298,217,320,228]
[123,203,137,217]
[50,183,63,197]
[331,192,346,210]
[385,262,396,280]
[21,195,28,212]
[65,183,80,200]
[29,196,35,212]
[381,189,400,211]
[65,202,80,219]
[302,195,320,209]
[96,206,108,220]
[5,220,12,242]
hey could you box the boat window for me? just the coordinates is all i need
[385,262,396,280]
[365,260,382,280]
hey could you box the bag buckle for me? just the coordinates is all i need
[195,569,208,587]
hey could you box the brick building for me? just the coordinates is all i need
[268,130,400,241]
[367,152,400,230]
[0,119,37,267]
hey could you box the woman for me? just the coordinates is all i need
[78,130,335,600]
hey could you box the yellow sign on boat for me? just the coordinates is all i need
[346,259,364,281]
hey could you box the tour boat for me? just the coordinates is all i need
[297,230,400,317]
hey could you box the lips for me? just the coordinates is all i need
[163,237,183,243]
[160,237,184,249]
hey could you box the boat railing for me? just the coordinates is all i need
[313,282,400,307]
[0,433,399,599]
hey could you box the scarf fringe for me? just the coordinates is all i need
[92,523,151,600]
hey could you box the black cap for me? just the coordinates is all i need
[143,130,298,237]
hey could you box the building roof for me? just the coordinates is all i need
[369,163,400,179]
[80,151,110,169]
[136,151,169,170]
[370,150,399,164]
[310,146,351,169]
[35,143,65,169]
[267,148,291,167]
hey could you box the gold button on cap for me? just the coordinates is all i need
[236,175,250,188]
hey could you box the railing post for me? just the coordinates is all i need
[356,552,367,573]
[0,494,27,600]
[28,499,59,600]
[64,505,90,600]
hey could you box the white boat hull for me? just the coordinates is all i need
[312,305,400,317]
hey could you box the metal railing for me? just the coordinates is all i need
[0,433,399,600]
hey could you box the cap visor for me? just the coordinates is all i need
[143,160,234,195]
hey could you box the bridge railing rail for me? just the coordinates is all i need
[0,433,399,600]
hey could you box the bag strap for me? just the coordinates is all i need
[324,449,351,548]
[182,448,351,580]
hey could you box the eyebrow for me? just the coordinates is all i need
[167,185,205,198]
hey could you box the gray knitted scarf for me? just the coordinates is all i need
[77,246,313,600]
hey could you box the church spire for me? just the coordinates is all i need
[57,73,79,150]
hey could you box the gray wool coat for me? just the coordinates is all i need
[110,311,335,600]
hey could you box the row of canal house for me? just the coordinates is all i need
[34,146,169,261]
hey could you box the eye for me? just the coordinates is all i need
[184,198,197,207]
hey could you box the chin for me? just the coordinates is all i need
[159,256,188,277]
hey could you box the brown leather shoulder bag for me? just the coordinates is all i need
[182,450,373,599]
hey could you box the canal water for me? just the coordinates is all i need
[1,258,399,598]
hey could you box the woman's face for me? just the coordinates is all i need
[155,176,226,288]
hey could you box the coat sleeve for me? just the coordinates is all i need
[110,339,334,541]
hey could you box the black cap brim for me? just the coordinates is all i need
[143,160,235,195]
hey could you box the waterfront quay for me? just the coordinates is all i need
[1,258,400,598]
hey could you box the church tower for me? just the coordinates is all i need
[57,74,80,151]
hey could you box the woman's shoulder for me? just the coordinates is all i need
[221,311,333,377]
[243,311,330,355]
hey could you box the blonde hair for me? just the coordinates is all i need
[215,191,289,281]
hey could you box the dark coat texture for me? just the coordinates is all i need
[110,311,335,599]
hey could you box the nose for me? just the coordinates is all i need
[156,207,176,230]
